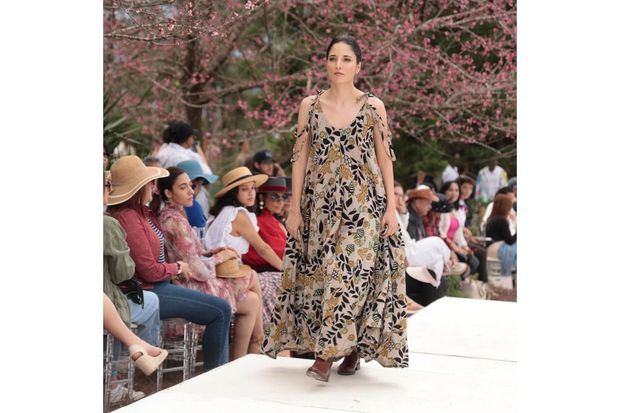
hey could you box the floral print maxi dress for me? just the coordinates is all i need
[261,91,409,367]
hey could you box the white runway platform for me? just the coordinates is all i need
[118,297,517,413]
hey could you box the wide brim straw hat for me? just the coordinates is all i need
[108,155,169,206]
[215,258,251,279]
[215,166,269,198]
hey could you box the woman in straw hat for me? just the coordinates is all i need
[204,166,284,331]
[107,156,232,372]
[242,177,288,327]
[157,167,264,358]
[261,36,408,382]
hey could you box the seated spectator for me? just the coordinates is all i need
[157,121,214,174]
[176,159,219,233]
[157,167,263,358]
[104,170,163,401]
[107,156,232,372]
[437,181,482,278]
[205,167,283,328]
[242,177,288,325]
[508,176,517,212]
[396,183,467,307]
[103,293,168,377]
[252,150,286,177]
[281,177,292,221]
[481,186,517,235]
[456,175,476,228]
[485,193,517,276]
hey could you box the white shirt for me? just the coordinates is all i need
[203,206,258,254]
[157,143,213,174]
[475,166,508,203]
[441,164,459,184]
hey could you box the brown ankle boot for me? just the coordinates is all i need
[306,358,333,382]
[337,350,361,375]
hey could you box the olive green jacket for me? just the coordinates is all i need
[103,215,135,325]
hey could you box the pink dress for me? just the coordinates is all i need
[158,202,254,313]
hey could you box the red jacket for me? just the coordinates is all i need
[242,209,286,272]
[115,207,177,289]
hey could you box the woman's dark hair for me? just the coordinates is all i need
[457,175,475,187]
[490,193,514,219]
[325,36,362,63]
[107,185,150,219]
[157,167,187,202]
[422,175,437,192]
[439,180,460,207]
[496,186,514,196]
[209,186,256,217]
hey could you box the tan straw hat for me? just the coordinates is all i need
[215,166,268,198]
[215,258,251,279]
[108,156,169,206]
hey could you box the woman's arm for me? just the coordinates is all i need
[117,210,177,283]
[161,214,213,282]
[104,217,135,284]
[234,212,283,271]
[369,97,398,238]
[287,96,314,239]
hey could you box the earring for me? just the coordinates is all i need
[259,200,264,210]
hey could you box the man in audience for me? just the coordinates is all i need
[475,157,508,203]
[441,153,460,184]
[157,121,214,174]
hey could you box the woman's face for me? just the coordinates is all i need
[264,192,286,215]
[444,182,460,203]
[142,180,157,205]
[237,182,256,207]
[460,183,473,201]
[166,173,194,207]
[326,42,360,84]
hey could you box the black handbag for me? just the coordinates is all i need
[117,278,144,307]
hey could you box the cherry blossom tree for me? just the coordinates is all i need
[104,0,515,174]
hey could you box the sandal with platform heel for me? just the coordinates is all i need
[128,344,168,376]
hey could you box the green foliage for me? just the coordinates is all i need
[103,86,152,159]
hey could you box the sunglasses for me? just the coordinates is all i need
[269,194,289,202]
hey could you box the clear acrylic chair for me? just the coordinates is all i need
[103,325,138,411]
[156,318,195,391]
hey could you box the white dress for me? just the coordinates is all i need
[203,206,258,253]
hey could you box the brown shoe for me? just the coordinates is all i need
[306,358,333,382]
[337,351,361,376]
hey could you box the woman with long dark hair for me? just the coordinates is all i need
[261,35,409,382]
[204,167,283,332]
[157,167,264,359]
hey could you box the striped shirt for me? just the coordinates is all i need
[147,218,166,263]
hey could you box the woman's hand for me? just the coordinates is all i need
[380,210,399,238]
[172,261,192,283]
[286,209,304,241]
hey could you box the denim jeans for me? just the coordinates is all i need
[112,291,160,370]
[152,280,232,372]
[499,242,517,276]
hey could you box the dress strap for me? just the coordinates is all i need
[365,95,397,162]
[291,90,323,164]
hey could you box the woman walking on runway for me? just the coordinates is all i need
[262,36,409,382]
